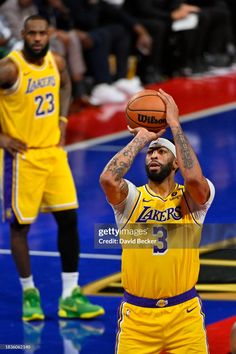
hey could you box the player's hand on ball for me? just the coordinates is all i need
[128,125,166,142]
[158,89,179,127]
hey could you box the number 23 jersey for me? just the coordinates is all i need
[0,50,60,148]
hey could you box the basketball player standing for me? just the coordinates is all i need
[100,89,215,353]
[0,15,104,321]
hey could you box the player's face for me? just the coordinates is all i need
[22,19,49,59]
[145,147,175,183]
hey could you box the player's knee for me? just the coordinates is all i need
[56,210,79,255]
[10,219,30,234]
[53,209,78,229]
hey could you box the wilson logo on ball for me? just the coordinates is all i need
[125,89,168,133]
[137,114,166,125]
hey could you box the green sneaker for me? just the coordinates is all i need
[58,286,105,319]
[22,288,45,322]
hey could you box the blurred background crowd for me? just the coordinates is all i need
[0,0,236,107]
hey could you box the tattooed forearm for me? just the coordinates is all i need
[173,127,194,169]
[108,160,129,181]
[120,179,129,195]
[104,135,149,181]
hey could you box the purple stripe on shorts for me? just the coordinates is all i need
[3,152,16,223]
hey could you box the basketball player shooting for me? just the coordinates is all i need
[100,88,215,353]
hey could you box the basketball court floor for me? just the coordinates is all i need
[0,67,236,353]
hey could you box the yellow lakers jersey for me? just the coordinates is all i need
[0,50,60,147]
[120,183,203,299]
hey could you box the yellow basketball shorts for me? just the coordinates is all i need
[115,297,209,354]
[2,147,78,224]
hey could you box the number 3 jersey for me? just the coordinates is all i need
[112,180,215,299]
[0,50,60,148]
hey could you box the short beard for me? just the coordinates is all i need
[145,161,173,183]
[24,40,49,60]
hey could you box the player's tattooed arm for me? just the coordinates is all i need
[100,128,163,205]
[172,126,210,204]
[106,135,149,180]
[158,88,210,204]
[171,126,195,170]
[0,58,18,88]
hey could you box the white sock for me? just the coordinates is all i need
[20,275,35,291]
[61,272,79,299]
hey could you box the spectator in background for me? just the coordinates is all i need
[125,0,234,78]
[35,0,89,103]
[0,15,20,58]
[0,16,10,57]
[67,0,149,104]
[186,0,234,68]
[95,0,163,85]
[0,0,37,48]
[220,0,236,64]
[100,0,158,83]
[123,0,184,81]
[124,0,210,78]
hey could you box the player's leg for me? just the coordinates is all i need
[53,209,79,274]
[3,151,46,321]
[42,148,104,319]
[116,302,164,354]
[52,209,105,319]
[165,297,209,354]
[10,220,44,322]
[53,208,79,295]
[10,220,31,278]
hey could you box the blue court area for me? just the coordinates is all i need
[0,109,236,353]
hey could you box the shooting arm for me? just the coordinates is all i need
[158,89,209,204]
[100,128,163,205]
[172,125,209,204]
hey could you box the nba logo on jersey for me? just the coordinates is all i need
[5,208,13,220]
[156,299,168,307]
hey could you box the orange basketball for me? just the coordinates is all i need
[125,89,167,132]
